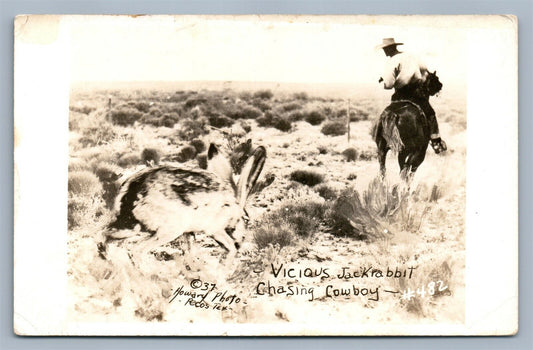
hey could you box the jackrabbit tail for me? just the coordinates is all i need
[98,143,267,268]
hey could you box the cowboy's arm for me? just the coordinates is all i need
[381,62,399,89]
[417,56,429,81]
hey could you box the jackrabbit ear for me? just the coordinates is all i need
[207,143,233,185]
[236,146,266,208]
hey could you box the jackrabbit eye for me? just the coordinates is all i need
[241,208,251,227]
[242,214,250,227]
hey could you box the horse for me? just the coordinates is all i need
[372,71,443,180]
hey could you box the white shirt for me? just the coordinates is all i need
[382,52,428,90]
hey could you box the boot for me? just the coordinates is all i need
[430,137,447,154]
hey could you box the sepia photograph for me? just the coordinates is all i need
[13,15,517,336]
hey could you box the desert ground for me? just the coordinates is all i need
[67,81,466,330]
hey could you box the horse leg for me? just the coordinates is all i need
[407,148,427,172]
[377,141,389,178]
[398,150,410,180]
[403,148,427,183]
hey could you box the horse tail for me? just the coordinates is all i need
[371,119,381,142]
[387,121,404,153]
[379,108,404,153]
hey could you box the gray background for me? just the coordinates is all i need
[2,0,531,349]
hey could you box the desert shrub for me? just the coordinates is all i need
[177,118,208,141]
[272,117,292,132]
[110,107,142,126]
[321,106,335,118]
[335,108,349,119]
[290,170,324,187]
[139,112,180,128]
[278,202,328,237]
[362,177,402,218]
[133,101,151,113]
[287,111,305,122]
[257,112,292,132]
[250,98,271,112]
[238,91,253,101]
[337,108,370,122]
[280,102,303,112]
[69,112,85,131]
[197,154,208,169]
[224,105,262,120]
[69,105,95,114]
[286,201,329,221]
[69,158,91,172]
[317,146,328,155]
[68,194,106,230]
[166,91,191,103]
[321,121,347,136]
[68,170,102,197]
[352,109,370,122]
[292,92,309,100]
[253,89,274,100]
[184,96,208,109]
[176,145,197,162]
[253,201,329,248]
[358,150,376,161]
[352,110,370,122]
[147,107,163,118]
[207,113,235,128]
[325,189,389,241]
[160,113,180,127]
[117,153,141,168]
[305,111,326,126]
[253,224,295,250]
[139,113,160,127]
[362,177,429,232]
[315,184,338,201]
[141,148,160,166]
[68,197,87,229]
[342,148,358,162]
[78,122,116,147]
[189,139,206,154]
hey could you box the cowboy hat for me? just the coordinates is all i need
[375,38,403,50]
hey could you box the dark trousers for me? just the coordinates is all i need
[392,85,440,138]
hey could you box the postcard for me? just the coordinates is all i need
[14,15,518,335]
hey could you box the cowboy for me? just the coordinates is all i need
[377,38,447,154]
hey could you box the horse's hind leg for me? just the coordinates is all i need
[401,149,427,182]
[376,138,389,178]
[378,148,389,178]
[398,150,410,179]
[407,149,427,173]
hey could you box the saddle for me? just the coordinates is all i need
[386,100,428,125]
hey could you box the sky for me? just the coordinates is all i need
[66,15,469,88]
